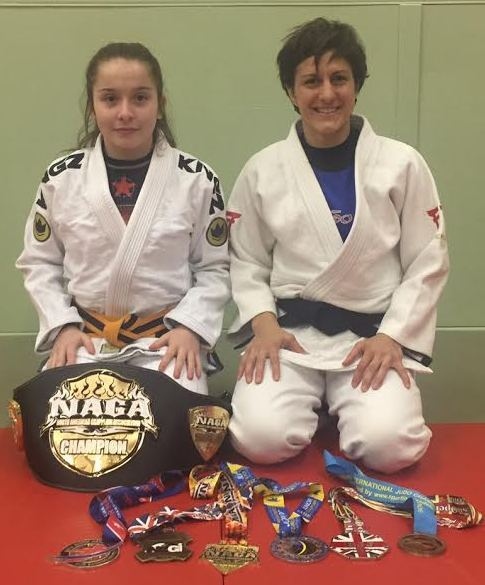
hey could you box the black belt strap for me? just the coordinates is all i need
[276,298,432,367]
[277,298,383,339]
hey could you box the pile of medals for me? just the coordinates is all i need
[53,423,483,572]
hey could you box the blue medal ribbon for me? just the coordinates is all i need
[222,462,324,538]
[89,470,186,545]
[323,451,436,535]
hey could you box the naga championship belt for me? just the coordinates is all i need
[9,363,231,491]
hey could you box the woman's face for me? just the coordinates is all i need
[289,52,357,148]
[92,58,160,160]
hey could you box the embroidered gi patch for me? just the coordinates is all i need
[426,205,442,229]
[206,217,228,247]
[226,210,241,231]
[33,212,51,242]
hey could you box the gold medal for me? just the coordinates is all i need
[8,400,23,450]
[188,405,230,461]
[200,543,259,574]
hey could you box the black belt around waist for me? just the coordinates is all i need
[277,297,384,338]
[9,363,231,491]
[276,298,432,367]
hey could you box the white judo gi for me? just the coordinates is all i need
[17,135,230,394]
[227,116,449,472]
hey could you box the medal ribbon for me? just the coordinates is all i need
[189,463,252,545]
[222,462,324,538]
[324,451,436,535]
[128,502,225,540]
[334,486,482,529]
[329,486,384,534]
[89,470,186,546]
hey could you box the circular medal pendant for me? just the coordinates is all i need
[270,536,329,563]
[56,539,120,568]
[398,533,446,557]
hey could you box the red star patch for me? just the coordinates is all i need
[112,176,135,198]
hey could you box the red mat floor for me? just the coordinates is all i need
[1,423,484,584]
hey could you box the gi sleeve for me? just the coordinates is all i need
[164,169,230,348]
[378,149,450,358]
[16,179,83,353]
[226,161,278,340]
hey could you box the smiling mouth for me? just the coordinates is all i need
[313,107,339,114]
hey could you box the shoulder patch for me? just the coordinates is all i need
[206,217,228,247]
[33,212,51,242]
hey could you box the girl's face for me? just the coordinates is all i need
[289,52,357,148]
[92,58,161,160]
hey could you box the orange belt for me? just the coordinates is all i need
[75,304,173,348]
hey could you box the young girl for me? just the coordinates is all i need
[16,43,230,395]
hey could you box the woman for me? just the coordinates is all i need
[16,42,230,395]
[227,18,449,472]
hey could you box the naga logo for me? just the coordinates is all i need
[41,369,158,477]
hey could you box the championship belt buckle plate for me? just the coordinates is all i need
[189,405,230,462]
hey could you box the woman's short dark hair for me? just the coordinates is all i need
[277,18,368,94]
[78,42,176,149]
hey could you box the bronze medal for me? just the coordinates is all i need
[270,536,329,563]
[57,539,120,568]
[188,405,230,461]
[135,530,192,563]
[8,400,23,450]
[398,533,446,557]
[200,543,259,574]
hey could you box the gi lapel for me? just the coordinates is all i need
[105,140,175,316]
[284,123,343,259]
[289,118,379,300]
[83,137,126,248]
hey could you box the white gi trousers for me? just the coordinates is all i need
[229,357,431,474]
[43,338,209,395]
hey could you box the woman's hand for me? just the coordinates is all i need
[342,332,410,391]
[149,325,202,380]
[238,312,305,384]
[46,324,95,368]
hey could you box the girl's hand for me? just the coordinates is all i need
[46,325,95,368]
[150,326,202,380]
